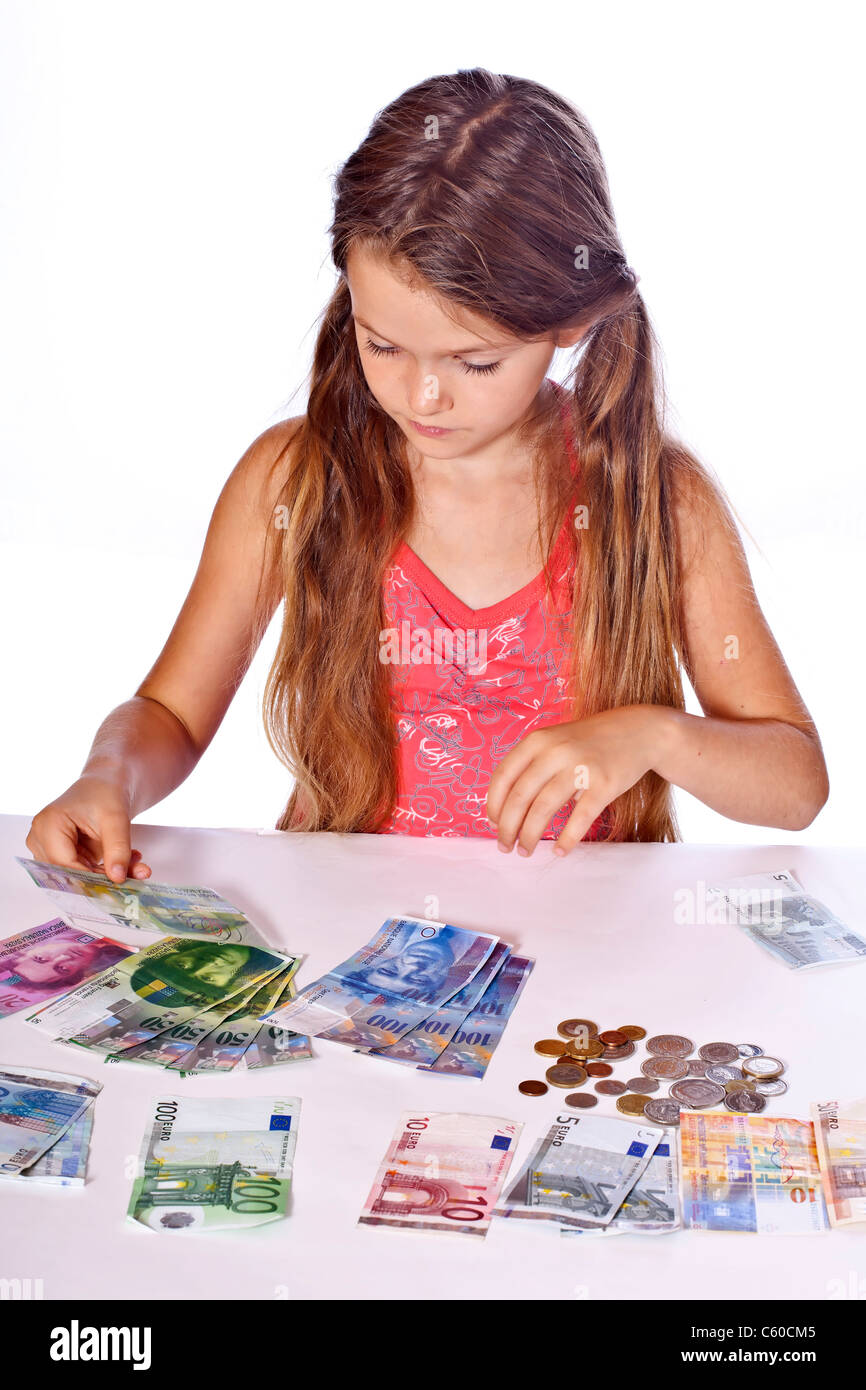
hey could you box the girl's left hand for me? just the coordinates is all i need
[486,705,666,857]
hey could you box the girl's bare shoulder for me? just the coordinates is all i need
[227,415,306,525]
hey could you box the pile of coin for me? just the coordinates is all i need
[518,1021,787,1125]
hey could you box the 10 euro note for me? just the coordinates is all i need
[704,868,866,970]
[359,1111,522,1238]
[811,1096,866,1227]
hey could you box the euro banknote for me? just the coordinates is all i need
[811,1096,866,1226]
[561,1135,680,1236]
[5,1108,95,1186]
[369,942,511,1067]
[0,918,134,1018]
[429,954,533,1078]
[495,1113,663,1229]
[679,1110,828,1233]
[359,1111,522,1237]
[25,936,294,1055]
[127,1094,299,1233]
[16,856,275,948]
[264,916,499,1049]
[705,868,866,969]
[0,1065,101,1175]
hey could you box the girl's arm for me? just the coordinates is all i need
[26,419,299,879]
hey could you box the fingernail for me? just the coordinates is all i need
[497,841,510,853]
[517,846,529,858]
[110,863,126,880]
[552,846,566,858]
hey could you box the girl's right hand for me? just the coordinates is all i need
[25,774,152,884]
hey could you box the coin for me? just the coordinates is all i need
[594,1079,627,1096]
[646,1034,694,1058]
[741,1055,784,1081]
[617,1093,649,1116]
[626,1077,659,1094]
[736,1043,763,1057]
[534,1038,569,1057]
[754,1078,788,1097]
[641,1057,689,1081]
[546,1062,588,1089]
[705,1064,744,1084]
[617,1025,647,1041]
[557,1018,599,1040]
[644,1098,681,1126]
[585,1062,613,1077]
[686,1059,710,1077]
[563,1038,605,1060]
[669,1079,726,1109]
[598,1029,628,1047]
[565,1092,598,1109]
[724,1078,757,1094]
[518,1080,548,1096]
[724,1089,767,1114]
[698,1042,740,1065]
[601,1042,636,1061]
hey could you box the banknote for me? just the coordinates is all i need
[429,954,533,1078]
[369,942,511,1068]
[704,869,866,969]
[561,1135,680,1236]
[0,918,134,1017]
[359,1111,522,1237]
[4,1109,95,1186]
[127,1094,300,1233]
[679,1110,828,1234]
[25,936,293,1055]
[811,1097,866,1226]
[264,916,499,1050]
[106,978,270,1070]
[240,971,313,1069]
[0,1066,101,1175]
[170,968,296,1073]
[495,1113,663,1229]
[16,856,275,948]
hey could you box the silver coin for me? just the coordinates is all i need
[686,1058,710,1077]
[644,1098,681,1126]
[600,1041,636,1061]
[736,1043,763,1057]
[754,1078,788,1097]
[669,1079,726,1109]
[698,1042,740,1065]
[641,1056,689,1081]
[724,1089,767,1114]
[705,1064,744,1084]
[645,1034,694,1058]
[741,1055,784,1080]
[625,1076,660,1094]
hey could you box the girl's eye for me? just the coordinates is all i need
[363,337,502,376]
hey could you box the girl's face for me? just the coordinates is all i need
[346,245,565,463]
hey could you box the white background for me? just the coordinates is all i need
[1,0,863,844]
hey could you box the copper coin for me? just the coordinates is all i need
[518,1080,548,1096]
[617,1025,647,1041]
[598,1029,628,1047]
[686,1059,710,1077]
[641,1057,689,1081]
[646,1034,694,1058]
[601,1041,636,1061]
[546,1062,587,1089]
[585,1062,613,1077]
[698,1042,740,1065]
[626,1076,659,1094]
[557,1018,599,1040]
[534,1038,569,1057]
[565,1092,598,1109]
[594,1079,627,1096]
[617,1093,649,1116]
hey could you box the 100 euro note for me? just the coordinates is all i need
[127,1094,300,1233]
[429,953,533,1078]
[263,916,499,1050]
[679,1110,828,1234]
[811,1096,866,1227]
[0,1065,101,1175]
[705,868,866,969]
[359,1111,522,1237]
[561,1135,680,1236]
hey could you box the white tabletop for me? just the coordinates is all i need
[1,813,864,1302]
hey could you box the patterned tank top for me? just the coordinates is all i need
[378,379,611,841]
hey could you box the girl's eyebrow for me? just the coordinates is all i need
[352,314,516,354]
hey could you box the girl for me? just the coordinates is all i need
[25,68,828,879]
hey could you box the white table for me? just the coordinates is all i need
[1,813,864,1302]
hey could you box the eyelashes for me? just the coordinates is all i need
[363,337,502,376]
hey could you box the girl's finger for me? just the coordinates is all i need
[492,757,560,850]
[486,733,548,825]
[551,793,606,856]
[515,773,577,856]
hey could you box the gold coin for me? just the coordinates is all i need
[557,1018,599,1040]
[534,1038,571,1057]
[564,1038,604,1060]
[545,1062,588,1089]
[617,1025,647,1042]
[616,1093,649,1116]
[724,1077,756,1094]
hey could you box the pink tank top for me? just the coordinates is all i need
[378,379,612,841]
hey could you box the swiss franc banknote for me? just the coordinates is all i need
[127,1094,300,1233]
[811,1097,866,1227]
[25,936,293,1055]
[16,856,275,948]
[705,868,866,969]
[429,954,533,1078]
[5,1109,95,1187]
[170,970,294,1073]
[369,942,511,1067]
[105,978,269,1070]
[0,1065,101,1175]
[239,971,312,1069]
[495,1113,662,1230]
[264,916,499,1049]
[0,919,134,1018]
[359,1111,522,1237]
[562,1135,680,1236]
[679,1110,828,1234]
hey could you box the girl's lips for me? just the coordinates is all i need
[409,420,455,436]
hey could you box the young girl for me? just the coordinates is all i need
[25,68,828,880]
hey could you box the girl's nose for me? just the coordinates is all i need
[406,370,452,417]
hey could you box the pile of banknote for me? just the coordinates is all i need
[24,935,312,1074]
[0,916,136,1019]
[704,868,866,969]
[127,1094,300,1233]
[263,916,533,1079]
[0,1064,101,1185]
